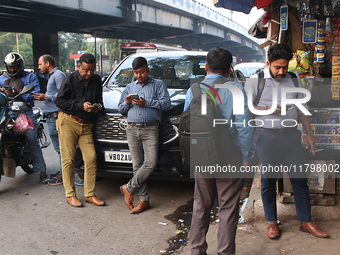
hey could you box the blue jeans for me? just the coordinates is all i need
[126,125,159,202]
[255,128,311,222]
[47,116,61,172]
[10,109,46,173]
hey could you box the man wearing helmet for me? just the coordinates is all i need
[0,52,47,183]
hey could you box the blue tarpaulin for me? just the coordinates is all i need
[213,0,255,14]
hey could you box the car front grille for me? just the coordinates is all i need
[94,113,179,145]
[94,113,127,142]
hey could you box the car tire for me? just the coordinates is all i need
[74,146,84,180]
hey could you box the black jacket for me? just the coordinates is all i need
[56,71,102,122]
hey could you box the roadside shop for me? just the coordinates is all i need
[245,0,340,200]
[215,0,340,206]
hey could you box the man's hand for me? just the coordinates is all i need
[84,102,94,112]
[305,134,315,155]
[126,94,132,104]
[273,104,281,114]
[132,97,145,107]
[33,93,47,101]
[300,114,315,155]
[92,103,102,113]
[1,87,17,98]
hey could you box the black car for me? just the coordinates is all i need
[75,51,208,180]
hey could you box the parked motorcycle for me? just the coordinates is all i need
[0,85,50,180]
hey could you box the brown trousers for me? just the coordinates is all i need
[190,149,244,255]
[56,112,97,197]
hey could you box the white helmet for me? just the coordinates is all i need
[4,52,25,77]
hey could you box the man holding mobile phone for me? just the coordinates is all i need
[56,53,105,207]
[118,57,171,214]
[35,54,66,186]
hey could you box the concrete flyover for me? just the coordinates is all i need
[0,0,265,67]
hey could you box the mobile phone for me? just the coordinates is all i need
[93,103,101,108]
[131,94,140,100]
[29,92,35,95]
[4,85,11,91]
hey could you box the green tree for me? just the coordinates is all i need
[102,38,132,70]
[0,33,33,69]
[58,33,89,72]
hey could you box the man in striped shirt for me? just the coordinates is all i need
[118,57,171,214]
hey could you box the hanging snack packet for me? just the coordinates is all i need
[297,50,310,70]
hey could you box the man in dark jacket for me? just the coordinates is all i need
[56,53,105,207]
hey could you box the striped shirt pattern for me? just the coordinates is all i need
[118,76,171,123]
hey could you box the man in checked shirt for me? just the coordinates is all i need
[118,57,171,214]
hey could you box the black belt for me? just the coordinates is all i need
[128,122,159,127]
[257,127,297,134]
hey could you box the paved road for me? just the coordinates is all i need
[0,102,195,255]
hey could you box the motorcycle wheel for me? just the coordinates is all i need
[21,164,34,174]
[74,146,84,180]
[37,126,50,149]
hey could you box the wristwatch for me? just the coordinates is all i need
[306,131,312,135]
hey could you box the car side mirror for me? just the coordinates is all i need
[235,70,246,85]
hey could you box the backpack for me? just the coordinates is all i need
[179,78,233,173]
[254,71,298,106]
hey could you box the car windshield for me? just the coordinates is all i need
[105,54,207,89]
[234,66,264,77]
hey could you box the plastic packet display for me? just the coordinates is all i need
[314,53,325,63]
[302,74,315,91]
[288,58,298,70]
[332,65,340,75]
[297,50,310,69]
[332,75,340,84]
[333,56,340,65]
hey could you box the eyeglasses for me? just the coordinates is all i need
[80,66,95,74]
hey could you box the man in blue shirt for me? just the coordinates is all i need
[35,54,66,185]
[184,47,255,255]
[0,52,47,183]
[118,57,171,214]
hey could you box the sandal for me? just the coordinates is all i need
[48,174,63,186]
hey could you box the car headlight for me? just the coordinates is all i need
[169,116,180,125]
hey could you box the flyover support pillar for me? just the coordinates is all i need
[32,32,59,71]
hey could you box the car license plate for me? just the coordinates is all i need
[105,151,132,163]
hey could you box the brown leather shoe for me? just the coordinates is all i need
[300,222,329,238]
[120,184,134,210]
[85,196,106,206]
[130,201,150,214]
[66,196,83,207]
[266,222,280,239]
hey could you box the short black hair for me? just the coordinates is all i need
[267,44,293,63]
[41,54,55,66]
[79,53,96,64]
[206,47,232,73]
[132,57,148,70]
